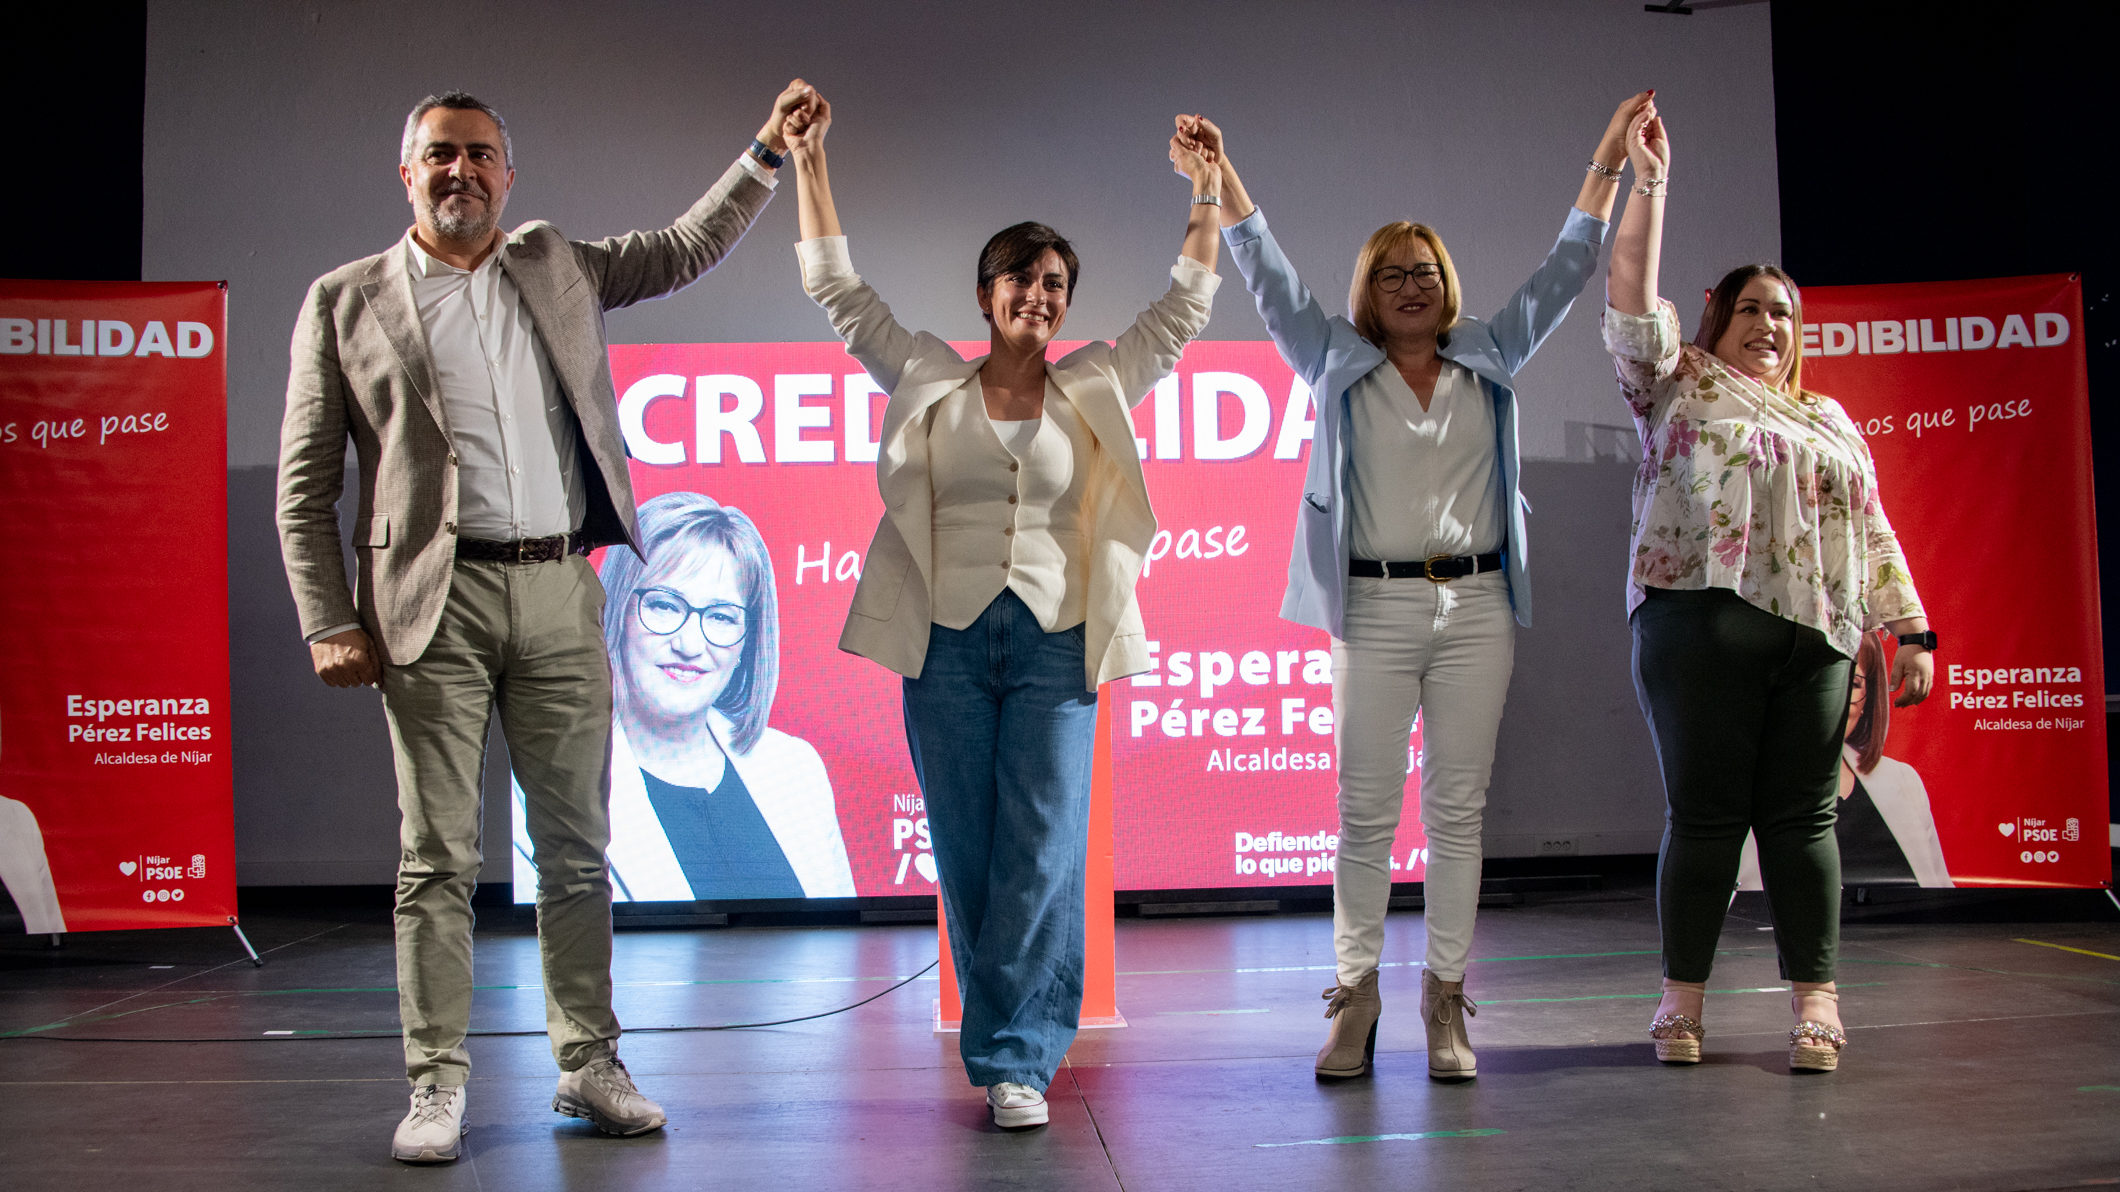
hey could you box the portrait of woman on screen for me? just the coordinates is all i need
[513,491,855,900]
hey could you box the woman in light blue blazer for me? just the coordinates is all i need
[1180,96,1645,1081]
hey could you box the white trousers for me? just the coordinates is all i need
[1331,570,1516,985]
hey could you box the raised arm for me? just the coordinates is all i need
[1606,101,1670,317]
[787,91,925,391]
[1172,135,1221,273]
[1578,91,1654,224]
[578,81,816,310]
[1098,133,1225,403]
[1178,115,1336,382]
[786,87,839,242]
[1475,93,1654,372]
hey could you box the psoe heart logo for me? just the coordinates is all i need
[1997,822,2015,836]
[119,860,137,875]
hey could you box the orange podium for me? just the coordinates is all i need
[934,693,1123,1032]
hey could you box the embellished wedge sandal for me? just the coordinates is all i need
[1315,970,1381,1079]
[1649,978,1707,1064]
[1789,987,1846,1072]
[1421,969,1478,1081]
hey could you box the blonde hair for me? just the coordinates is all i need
[1348,222,1462,348]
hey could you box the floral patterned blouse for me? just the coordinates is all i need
[1602,301,1923,658]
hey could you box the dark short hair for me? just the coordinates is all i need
[976,222,1079,319]
[400,90,513,169]
[1844,632,1889,776]
[1695,263,1804,393]
[599,491,779,755]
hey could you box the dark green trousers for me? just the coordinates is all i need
[1631,587,1852,983]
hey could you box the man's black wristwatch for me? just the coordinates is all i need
[1896,630,1938,651]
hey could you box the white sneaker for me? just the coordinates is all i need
[390,1083,466,1163]
[986,1082,1049,1129]
[553,1054,667,1136]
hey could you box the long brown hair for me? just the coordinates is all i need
[1843,632,1889,776]
[1694,264,1806,395]
[1348,221,1462,349]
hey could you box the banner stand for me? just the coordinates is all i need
[37,917,263,966]
[935,692,1123,1033]
[1,280,242,944]
[230,916,263,966]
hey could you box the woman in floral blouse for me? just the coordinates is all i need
[1602,101,1933,1072]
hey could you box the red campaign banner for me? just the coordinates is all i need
[513,339,1364,900]
[1802,275,2109,889]
[0,281,237,931]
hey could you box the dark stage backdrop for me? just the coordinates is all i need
[1770,0,2119,828]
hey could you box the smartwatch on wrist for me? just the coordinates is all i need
[1896,630,1938,651]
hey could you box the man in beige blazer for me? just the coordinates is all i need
[276,81,817,1163]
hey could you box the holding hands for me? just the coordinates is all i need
[1172,115,1254,226]
[1623,94,1670,185]
[1598,91,1657,173]
[783,84,830,157]
[759,79,824,157]
[1168,133,1213,188]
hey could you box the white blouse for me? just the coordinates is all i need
[1602,301,1924,657]
[927,376,1092,631]
[1345,359,1502,562]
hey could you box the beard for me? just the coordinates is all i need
[422,184,500,244]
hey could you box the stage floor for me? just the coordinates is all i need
[3,881,2117,1191]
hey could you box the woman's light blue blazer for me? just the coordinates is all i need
[1220,206,1608,639]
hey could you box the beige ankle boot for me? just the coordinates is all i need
[1421,969,1478,1080]
[1314,970,1381,1079]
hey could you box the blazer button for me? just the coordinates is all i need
[1008,461,1019,472]
[445,522,457,535]
[1003,526,1015,536]
[1007,494,1018,504]
[447,453,458,466]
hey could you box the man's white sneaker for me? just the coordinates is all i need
[390,1083,466,1163]
[986,1082,1049,1129]
[553,1054,667,1136]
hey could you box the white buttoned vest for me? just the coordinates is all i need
[927,380,1093,631]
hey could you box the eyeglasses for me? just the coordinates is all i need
[1371,264,1443,294]
[634,587,748,648]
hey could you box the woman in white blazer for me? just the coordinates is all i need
[512,491,855,902]
[785,95,1220,1129]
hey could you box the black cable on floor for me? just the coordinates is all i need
[1,958,939,1044]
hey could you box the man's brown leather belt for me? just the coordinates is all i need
[1348,552,1504,582]
[455,532,586,564]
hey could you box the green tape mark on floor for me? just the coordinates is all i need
[2079,1085,2120,1093]
[1155,1008,1271,1016]
[1258,1128,1504,1149]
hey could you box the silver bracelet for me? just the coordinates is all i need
[1586,159,1623,181]
[1191,193,1222,207]
[1634,177,1668,197]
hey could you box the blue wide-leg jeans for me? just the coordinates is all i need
[902,589,1098,1092]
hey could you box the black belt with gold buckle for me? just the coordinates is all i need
[456,532,586,564]
[1348,552,1504,583]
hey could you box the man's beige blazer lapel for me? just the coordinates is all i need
[356,247,451,447]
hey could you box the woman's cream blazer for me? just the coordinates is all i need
[798,236,1218,689]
